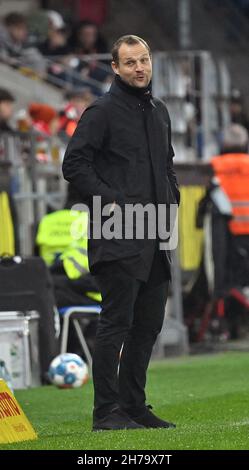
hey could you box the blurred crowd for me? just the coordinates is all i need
[0,84,96,166]
[1,9,249,159]
[0,10,112,95]
[1,83,249,155]
[0,86,94,137]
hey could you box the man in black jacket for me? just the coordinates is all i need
[63,35,180,431]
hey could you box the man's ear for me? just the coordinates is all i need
[111,61,119,75]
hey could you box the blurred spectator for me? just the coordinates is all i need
[37,10,71,85]
[220,123,249,154]
[47,11,66,31]
[69,20,107,55]
[38,10,70,56]
[0,13,28,61]
[67,20,111,95]
[35,184,101,355]
[0,12,46,75]
[230,89,249,133]
[58,89,95,140]
[212,124,249,237]
[209,124,249,333]
[38,26,69,57]
[29,103,59,136]
[190,124,249,340]
[26,103,61,163]
[0,88,15,133]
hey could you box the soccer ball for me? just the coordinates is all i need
[48,353,89,388]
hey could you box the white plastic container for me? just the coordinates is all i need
[0,311,40,389]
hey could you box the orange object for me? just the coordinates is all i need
[29,103,57,124]
[212,153,249,235]
[29,103,59,136]
[65,120,77,136]
[59,104,79,137]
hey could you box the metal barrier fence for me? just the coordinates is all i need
[0,131,67,255]
[153,50,231,160]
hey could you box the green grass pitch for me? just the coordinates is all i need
[1,351,249,450]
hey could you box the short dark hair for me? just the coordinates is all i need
[221,124,249,154]
[111,35,151,64]
[4,13,26,27]
[0,89,15,103]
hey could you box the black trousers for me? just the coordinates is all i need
[92,248,169,419]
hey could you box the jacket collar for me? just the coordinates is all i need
[109,75,155,109]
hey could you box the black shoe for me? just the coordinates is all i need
[128,405,176,429]
[92,408,145,431]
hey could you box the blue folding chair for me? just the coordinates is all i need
[59,305,101,375]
